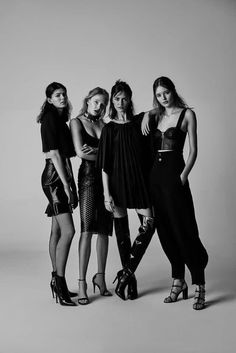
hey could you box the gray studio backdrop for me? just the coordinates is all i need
[1,0,236,277]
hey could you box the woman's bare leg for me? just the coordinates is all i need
[54,213,75,276]
[49,217,61,272]
[78,232,92,303]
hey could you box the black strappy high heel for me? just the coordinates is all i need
[193,285,206,310]
[78,279,89,305]
[92,273,112,296]
[164,279,188,303]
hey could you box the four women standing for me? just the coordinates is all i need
[39,78,208,310]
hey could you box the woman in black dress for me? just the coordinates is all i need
[97,80,155,300]
[38,82,77,306]
[70,87,113,305]
[142,76,208,310]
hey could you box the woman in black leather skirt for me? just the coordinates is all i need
[142,76,208,310]
[70,87,113,305]
[38,82,78,306]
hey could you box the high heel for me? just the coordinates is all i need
[114,268,132,301]
[78,279,89,305]
[50,271,77,298]
[193,285,206,310]
[164,279,188,303]
[55,275,76,306]
[92,273,112,297]
[127,274,138,300]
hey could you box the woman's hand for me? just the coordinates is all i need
[81,144,97,155]
[141,112,151,135]
[63,184,74,204]
[71,192,78,209]
[104,196,115,213]
[180,173,188,185]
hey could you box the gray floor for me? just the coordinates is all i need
[1,237,236,353]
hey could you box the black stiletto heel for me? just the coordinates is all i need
[50,271,77,298]
[114,268,132,301]
[92,273,112,296]
[55,275,76,306]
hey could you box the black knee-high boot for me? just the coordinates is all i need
[114,216,138,300]
[114,215,155,300]
[129,215,155,273]
[114,216,131,268]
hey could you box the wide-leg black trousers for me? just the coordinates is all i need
[149,151,208,284]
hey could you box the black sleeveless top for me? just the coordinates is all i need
[76,118,99,150]
[151,108,187,152]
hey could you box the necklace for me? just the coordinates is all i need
[83,113,99,124]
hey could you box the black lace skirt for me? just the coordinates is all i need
[41,159,73,217]
[78,160,113,236]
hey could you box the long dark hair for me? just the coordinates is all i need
[109,80,134,120]
[152,76,188,115]
[37,82,71,123]
[77,87,109,118]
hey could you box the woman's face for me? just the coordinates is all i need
[87,94,107,116]
[155,85,174,108]
[47,88,68,109]
[112,91,130,113]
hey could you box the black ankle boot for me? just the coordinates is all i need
[55,275,76,306]
[127,274,138,300]
[50,271,77,298]
[114,268,133,300]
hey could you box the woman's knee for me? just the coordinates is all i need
[62,226,75,243]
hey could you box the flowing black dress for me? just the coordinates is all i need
[97,113,151,209]
[77,119,113,236]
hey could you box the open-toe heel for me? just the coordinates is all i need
[193,285,205,310]
[164,279,188,303]
[92,273,112,297]
[78,279,89,305]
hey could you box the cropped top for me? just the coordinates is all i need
[41,112,75,158]
[151,108,187,152]
[76,118,99,150]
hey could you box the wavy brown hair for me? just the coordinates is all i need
[152,76,188,115]
[37,82,71,123]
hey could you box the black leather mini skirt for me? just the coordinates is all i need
[41,159,72,217]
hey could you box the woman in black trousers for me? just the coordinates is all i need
[142,76,208,310]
